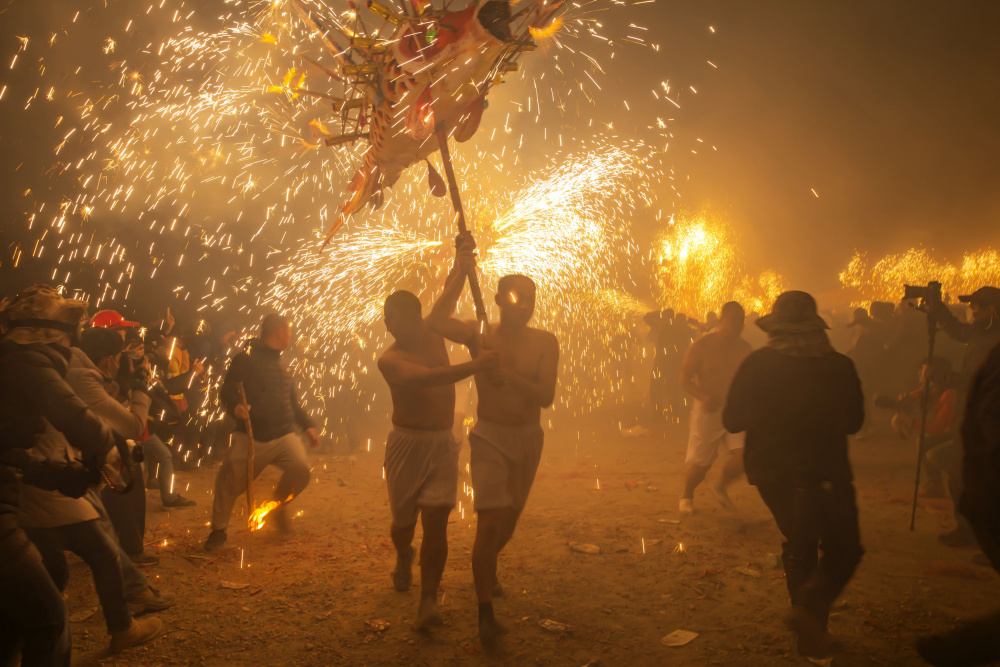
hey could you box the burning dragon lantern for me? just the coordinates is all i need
[289,0,565,244]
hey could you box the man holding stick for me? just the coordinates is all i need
[204,314,319,552]
[427,233,560,651]
[377,289,497,629]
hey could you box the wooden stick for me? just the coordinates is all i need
[236,382,255,522]
[435,127,489,324]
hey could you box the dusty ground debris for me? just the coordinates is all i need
[59,407,999,665]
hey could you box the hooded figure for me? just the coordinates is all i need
[723,291,865,661]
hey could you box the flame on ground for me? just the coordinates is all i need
[248,495,293,531]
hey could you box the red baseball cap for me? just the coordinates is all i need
[90,310,141,329]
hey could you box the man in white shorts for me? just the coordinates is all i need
[428,234,560,652]
[679,301,752,515]
[377,289,496,629]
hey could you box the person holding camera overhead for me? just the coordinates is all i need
[928,286,1000,547]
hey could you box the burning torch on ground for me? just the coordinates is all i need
[236,381,293,531]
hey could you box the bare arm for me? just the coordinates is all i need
[722,356,754,433]
[496,333,560,408]
[678,339,711,404]
[378,350,494,388]
[427,255,479,347]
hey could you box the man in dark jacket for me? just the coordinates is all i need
[0,285,154,664]
[723,291,865,661]
[918,339,1000,666]
[204,314,319,551]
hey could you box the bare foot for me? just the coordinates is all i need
[479,615,506,653]
[392,547,413,592]
[710,483,737,513]
[414,596,443,630]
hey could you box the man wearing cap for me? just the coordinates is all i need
[928,286,1000,547]
[723,291,865,661]
[0,286,162,661]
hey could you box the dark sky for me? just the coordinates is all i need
[625,0,1000,291]
[2,0,999,298]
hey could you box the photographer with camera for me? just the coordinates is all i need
[926,286,1000,548]
[931,287,1000,391]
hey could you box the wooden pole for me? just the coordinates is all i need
[236,382,255,523]
[435,127,489,324]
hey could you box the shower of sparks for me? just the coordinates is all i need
[839,248,1000,307]
[5,0,658,243]
[654,213,785,319]
[263,225,446,341]
[264,141,657,412]
[0,0,698,432]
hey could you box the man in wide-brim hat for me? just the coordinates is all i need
[723,291,866,661]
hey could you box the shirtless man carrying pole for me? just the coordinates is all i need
[377,289,497,629]
[678,301,752,515]
[427,234,560,651]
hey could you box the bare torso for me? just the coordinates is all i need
[689,332,752,409]
[475,323,554,427]
[381,332,456,430]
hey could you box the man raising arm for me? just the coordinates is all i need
[427,234,560,652]
[377,289,496,630]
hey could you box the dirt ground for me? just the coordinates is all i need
[64,402,999,666]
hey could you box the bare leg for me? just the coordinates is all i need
[415,506,450,629]
[495,508,521,555]
[720,448,745,488]
[708,449,745,512]
[390,522,416,592]
[473,508,512,651]
[490,508,521,597]
[682,464,710,499]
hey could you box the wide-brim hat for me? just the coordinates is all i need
[958,286,1000,308]
[756,291,830,334]
[4,284,89,345]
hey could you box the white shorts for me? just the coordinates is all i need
[384,426,459,527]
[469,420,544,512]
[685,406,745,467]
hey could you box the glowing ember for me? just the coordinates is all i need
[839,247,1000,307]
[248,496,292,531]
[655,213,785,318]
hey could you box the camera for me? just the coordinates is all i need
[903,281,942,306]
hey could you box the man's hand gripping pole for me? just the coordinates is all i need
[236,381,255,525]
[436,127,488,324]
